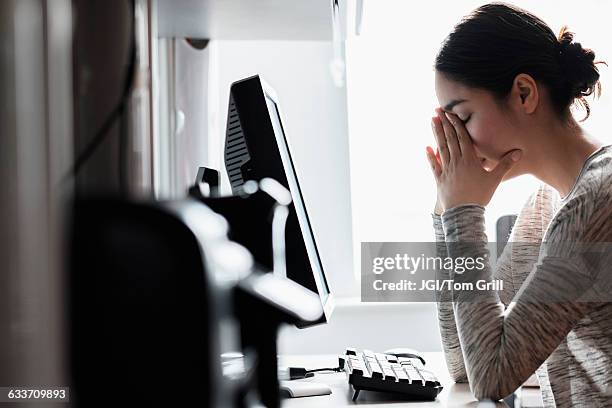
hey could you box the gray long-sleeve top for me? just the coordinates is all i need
[434,145,612,407]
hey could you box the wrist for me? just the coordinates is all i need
[434,199,444,216]
[440,205,487,242]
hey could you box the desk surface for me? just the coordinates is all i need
[280,353,509,407]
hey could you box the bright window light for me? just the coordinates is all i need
[346,0,612,246]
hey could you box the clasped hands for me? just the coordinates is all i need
[425,108,522,215]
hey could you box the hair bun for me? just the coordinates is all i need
[557,26,601,101]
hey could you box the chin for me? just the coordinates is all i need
[481,158,523,181]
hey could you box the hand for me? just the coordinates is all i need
[425,108,522,211]
[425,146,444,215]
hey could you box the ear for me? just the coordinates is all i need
[511,74,539,115]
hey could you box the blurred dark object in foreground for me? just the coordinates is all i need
[69,198,322,407]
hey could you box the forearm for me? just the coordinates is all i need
[432,213,468,383]
[441,205,593,400]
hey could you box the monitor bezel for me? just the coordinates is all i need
[258,78,335,325]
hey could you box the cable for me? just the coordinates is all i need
[63,0,136,189]
[305,367,343,374]
[282,366,342,380]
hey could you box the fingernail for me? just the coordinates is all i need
[511,150,522,162]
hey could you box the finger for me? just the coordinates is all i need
[426,146,442,178]
[490,149,522,182]
[428,145,442,167]
[431,116,450,166]
[437,109,460,160]
[444,112,476,159]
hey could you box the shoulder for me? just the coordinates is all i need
[570,146,612,202]
[524,183,561,212]
[547,148,612,241]
[514,182,560,228]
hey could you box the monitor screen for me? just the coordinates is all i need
[263,95,331,305]
[223,75,334,325]
[224,76,334,327]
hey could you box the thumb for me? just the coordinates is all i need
[491,149,522,181]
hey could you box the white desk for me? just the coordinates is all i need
[280,352,509,407]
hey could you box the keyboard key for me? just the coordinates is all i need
[392,365,410,382]
[375,353,388,362]
[350,367,364,376]
[350,359,365,367]
[398,357,413,365]
[379,362,392,370]
[382,367,396,381]
[346,347,357,356]
[365,359,383,379]
[418,369,440,387]
[399,356,425,367]
[404,365,424,385]
[363,349,375,358]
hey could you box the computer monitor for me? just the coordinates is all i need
[223,75,333,326]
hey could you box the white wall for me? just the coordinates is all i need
[278,302,441,354]
[174,40,211,192]
[154,38,212,198]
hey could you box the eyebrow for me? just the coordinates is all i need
[443,99,467,111]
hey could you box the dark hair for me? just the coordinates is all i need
[435,2,606,121]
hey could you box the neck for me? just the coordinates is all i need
[525,117,603,198]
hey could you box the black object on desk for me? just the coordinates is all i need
[190,166,220,197]
[190,183,277,271]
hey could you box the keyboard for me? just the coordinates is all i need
[339,348,443,401]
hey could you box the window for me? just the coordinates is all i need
[346,0,612,249]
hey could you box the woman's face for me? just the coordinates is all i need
[434,71,524,176]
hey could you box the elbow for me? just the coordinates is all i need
[449,370,468,384]
[472,389,505,402]
[470,381,514,401]
[468,356,518,401]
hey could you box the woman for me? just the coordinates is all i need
[425,2,611,406]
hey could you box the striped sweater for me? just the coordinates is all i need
[434,144,612,407]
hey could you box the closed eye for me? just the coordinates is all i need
[461,115,471,124]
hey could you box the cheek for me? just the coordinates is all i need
[466,120,497,152]
[466,116,513,158]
